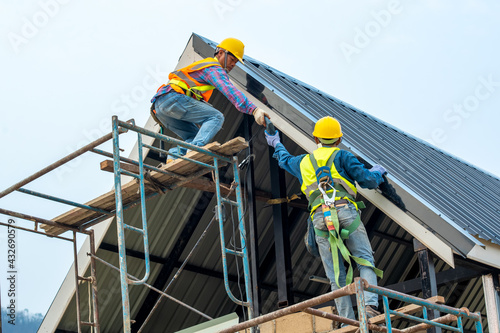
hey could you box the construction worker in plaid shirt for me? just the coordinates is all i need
[151,38,269,160]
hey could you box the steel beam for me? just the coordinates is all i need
[268,145,293,307]
[243,116,262,317]
[414,239,441,333]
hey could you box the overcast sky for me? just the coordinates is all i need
[1,0,499,319]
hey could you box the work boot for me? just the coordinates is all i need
[365,305,381,319]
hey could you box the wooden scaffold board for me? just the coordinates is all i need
[41,137,248,236]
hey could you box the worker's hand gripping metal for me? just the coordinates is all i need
[265,117,276,135]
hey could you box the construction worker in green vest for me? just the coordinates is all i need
[265,116,386,323]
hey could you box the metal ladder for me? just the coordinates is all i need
[112,117,151,332]
[213,156,253,314]
[110,117,253,332]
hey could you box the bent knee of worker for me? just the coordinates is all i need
[315,235,330,249]
[207,110,224,127]
[358,262,377,275]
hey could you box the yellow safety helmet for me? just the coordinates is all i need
[312,116,343,139]
[217,38,245,62]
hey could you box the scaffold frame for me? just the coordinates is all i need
[0,116,254,333]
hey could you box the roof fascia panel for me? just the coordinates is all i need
[467,238,500,269]
[358,187,455,267]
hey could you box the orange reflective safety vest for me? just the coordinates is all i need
[162,57,222,102]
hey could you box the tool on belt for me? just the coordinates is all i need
[314,171,383,287]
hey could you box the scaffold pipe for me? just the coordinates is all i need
[302,308,401,333]
[217,283,356,333]
[0,131,119,199]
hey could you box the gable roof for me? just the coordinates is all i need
[41,33,499,333]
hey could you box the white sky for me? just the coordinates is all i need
[0,0,499,320]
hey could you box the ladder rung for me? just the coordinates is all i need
[121,170,140,179]
[221,197,239,206]
[225,248,244,257]
[77,276,92,282]
[124,224,145,234]
[81,321,96,326]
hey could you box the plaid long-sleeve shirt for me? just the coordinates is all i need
[151,64,256,115]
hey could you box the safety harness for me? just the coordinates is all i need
[309,151,383,287]
[150,58,220,125]
[167,79,215,101]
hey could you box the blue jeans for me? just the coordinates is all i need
[312,203,378,322]
[153,92,224,157]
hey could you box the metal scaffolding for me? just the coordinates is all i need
[218,278,484,333]
[0,116,254,333]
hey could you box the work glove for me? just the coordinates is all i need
[253,107,270,126]
[378,176,406,211]
[370,164,387,176]
[265,130,281,148]
[356,156,406,211]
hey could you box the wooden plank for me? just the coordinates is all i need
[41,137,248,236]
[100,160,139,174]
[210,136,248,155]
[332,296,445,333]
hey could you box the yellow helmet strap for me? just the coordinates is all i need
[222,50,229,72]
[215,48,230,72]
[319,138,339,145]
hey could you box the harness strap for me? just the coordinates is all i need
[314,206,383,287]
[309,151,382,286]
[340,214,361,240]
[168,79,215,101]
[309,150,338,178]
[310,152,357,196]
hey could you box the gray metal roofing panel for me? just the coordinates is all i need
[193,34,500,246]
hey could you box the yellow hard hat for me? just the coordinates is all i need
[217,38,245,62]
[312,116,343,139]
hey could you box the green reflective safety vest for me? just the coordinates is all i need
[299,147,357,213]
[299,147,383,286]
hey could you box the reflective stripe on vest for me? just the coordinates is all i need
[167,57,220,101]
[299,147,357,208]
